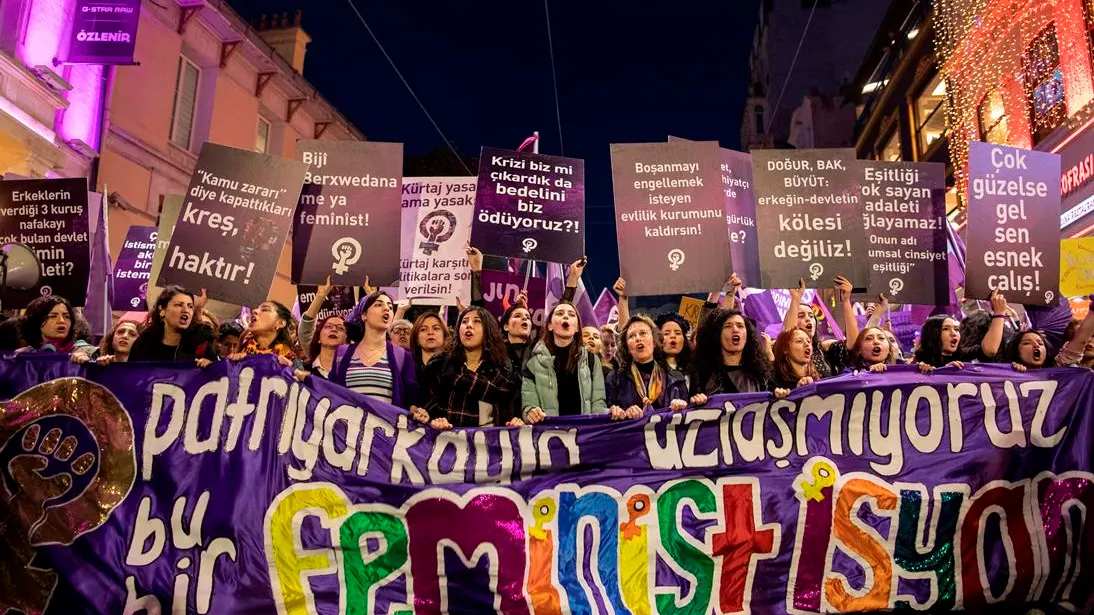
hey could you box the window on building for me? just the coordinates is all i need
[169,56,200,150]
[978,91,1008,144]
[881,130,901,161]
[915,73,948,154]
[255,117,270,154]
[753,105,765,135]
[1023,23,1067,144]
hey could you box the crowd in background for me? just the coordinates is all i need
[3,246,1093,431]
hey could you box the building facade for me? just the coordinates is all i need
[0,0,362,307]
[934,0,1094,239]
[741,0,889,151]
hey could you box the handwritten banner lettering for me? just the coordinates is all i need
[1,360,1091,614]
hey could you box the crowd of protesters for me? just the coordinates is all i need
[3,246,1093,431]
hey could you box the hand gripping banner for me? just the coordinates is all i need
[0,355,1092,614]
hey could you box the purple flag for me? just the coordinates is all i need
[82,192,113,336]
[592,289,618,327]
[0,359,1092,613]
[62,0,141,65]
[545,261,597,329]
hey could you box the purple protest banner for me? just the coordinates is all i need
[159,144,307,307]
[966,141,1061,305]
[295,284,358,321]
[62,0,141,65]
[293,141,403,286]
[668,137,761,286]
[112,225,156,311]
[480,269,549,328]
[1,358,1092,614]
[470,147,585,263]
[861,161,949,304]
[610,141,731,296]
[592,288,618,327]
[751,148,867,290]
[0,178,90,307]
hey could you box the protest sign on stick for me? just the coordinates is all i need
[610,141,730,296]
[159,144,307,307]
[861,161,949,305]
[293,140,403,286]
[669,137,761,286]
[0,178,90,307]
[751,149,866,290]
[112,225,157,311]
[480,269,548,327]
[966,142,1060,304]
[471,147,585,263]
[399,177,476,305]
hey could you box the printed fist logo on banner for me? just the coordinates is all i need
[0,379,136,614]
[418,210,457,256]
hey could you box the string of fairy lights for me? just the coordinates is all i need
[932,0,1094,202]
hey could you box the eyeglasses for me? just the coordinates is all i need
[322,323,346,332]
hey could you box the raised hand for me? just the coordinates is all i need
[466,245,483,272]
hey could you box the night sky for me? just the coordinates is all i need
[228,0,762,292]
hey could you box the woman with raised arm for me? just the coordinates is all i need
[413,306,522,429]
[408,312,450,374]
[689,310,772,403]
[780,276,858,377]
[129,286,217,365]
[1057,299,1094,368]
[605,315,689,419]
[18,295,96,359]
[523,302,606,423]
[329,291,418,408]
[305,315,347,378]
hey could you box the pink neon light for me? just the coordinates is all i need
[19,0,70,68]
[60,64,103,147]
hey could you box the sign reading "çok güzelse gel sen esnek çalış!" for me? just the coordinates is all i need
[966,141,1061,304]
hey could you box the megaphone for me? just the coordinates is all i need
[0,243,41,311]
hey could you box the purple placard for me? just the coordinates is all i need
[111,225,156,311]
[470,147,585,263]
[966,141,1061,305]
[0,178,90,307]
[158,143,307,307]
[62,0,141,65]
[751,148,867,290]
[293,141,404,286]
[668,138,761,286]
[1,359,1093,614]
[295,285,358,321]
[610,141,731,296]
[479,269,549,328]
[861,161,949,305]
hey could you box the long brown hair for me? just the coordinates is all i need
[773,329,819,384]
[542,301,583,373]
[100,319,142,356]
[850,326,895,370]
[444,306,509,367]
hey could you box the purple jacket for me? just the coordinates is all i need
[605,362,689,410]
[330,340,419,409]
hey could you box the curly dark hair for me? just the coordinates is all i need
[914,315,962,368]
[615,314,668,369]
[133,285,213,355]
[655,312,693,371]
[246,301,299,355]
[772,329,820,385]
[958,311,1006,361]
[19,295,75,348]
[499,302,534,338]
[690,309,771,394]
[1005,329,1051,368]
[541,301,583,373]
[444,306,510,367]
